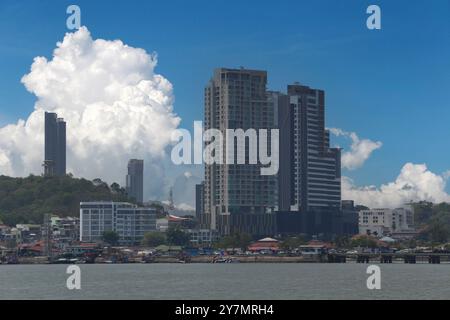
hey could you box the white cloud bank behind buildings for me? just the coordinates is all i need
[0,27,448,209]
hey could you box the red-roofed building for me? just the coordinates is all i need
[18,241,44,255]
[168,214,196,229]
[248,237,280,252]
[307,240,334,249]
[168,214,189,222]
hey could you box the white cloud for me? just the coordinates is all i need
[329,128,382,170]
[343,163,450,208]
[176,203,195,211]
[172,171,202,207]
[443,170,450,180]
[0,27,181,200]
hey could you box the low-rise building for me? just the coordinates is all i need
[186,229,219,246]
[16,224,41,243]
[168,214,197,229]
[80,201,156,245]
[51,216,80,243]
[156,218,169,232]
[358,205,414,237]
[248,237,280,253]
[0,224,10,241]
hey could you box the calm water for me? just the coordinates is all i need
[0,263,449,300]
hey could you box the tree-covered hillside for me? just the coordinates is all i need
[0,175,130,226]
[412,201,450,243]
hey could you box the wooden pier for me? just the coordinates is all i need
[327,253,450,264]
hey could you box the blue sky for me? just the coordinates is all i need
[0,0,449,191]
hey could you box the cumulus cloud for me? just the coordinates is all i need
[443,170,450,180]
[0,27,181,200]
[172,171,202,208]
[329,128,382,170]
[176,203,195,211]
[343,163,450,208]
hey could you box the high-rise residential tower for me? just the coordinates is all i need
[276,83,341,234]
[126,159,144,203]
[204,68,277,236]
[195,182,205,220]
[44,112,66,176]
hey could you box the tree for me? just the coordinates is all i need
[102,231,120,246]
[166,227,190,247]
[236,233,252,251]
[142,231,167,247]
[216,233,252,251]
[0,175,130,226]
[351,235,378,248]
[333,235,351,249]
[427,219,450,244]
[406,238,417,249]
[412,201,434,224]
[110,182,126,196]
[280,236,306,251]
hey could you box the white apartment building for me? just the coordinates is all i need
[186,229,219,246]
[80,201,156,245]
[358,206,414,236]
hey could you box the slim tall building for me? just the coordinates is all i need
[126,159,144,204]
[204,68,276,236]
[276,83,341,234]
[195,182,205,221]
[44,112,66,176]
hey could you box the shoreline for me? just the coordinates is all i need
[4,255,450,265]
[4,255,321,265]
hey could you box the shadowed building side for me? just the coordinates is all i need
[43,112,66,176]
[126,159,144,204]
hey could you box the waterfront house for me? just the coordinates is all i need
[248,237,280,253]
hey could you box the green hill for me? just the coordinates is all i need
[0,175,131,226]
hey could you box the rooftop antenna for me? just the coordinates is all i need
[168,188,175,211]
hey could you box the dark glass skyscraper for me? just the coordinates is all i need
[44,112,66,176]
[126,159,144,204]
[275,83,342,235]
[195,182,204,220]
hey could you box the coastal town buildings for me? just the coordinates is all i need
[358,206,415,237]
[200,67,351,238]
[80,201,156,245]
[185,229,219,246]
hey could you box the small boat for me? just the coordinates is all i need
[212,258,239,263]
[54,258,71,264]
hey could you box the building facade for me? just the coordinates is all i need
[44,112,66,176]
[275,83,342,236]
[204,68,277,236]
[126,159,144,203]
[186,229,219,246]
[358,206,414,236]
[195,182,205,221]
[80,201,156,245]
